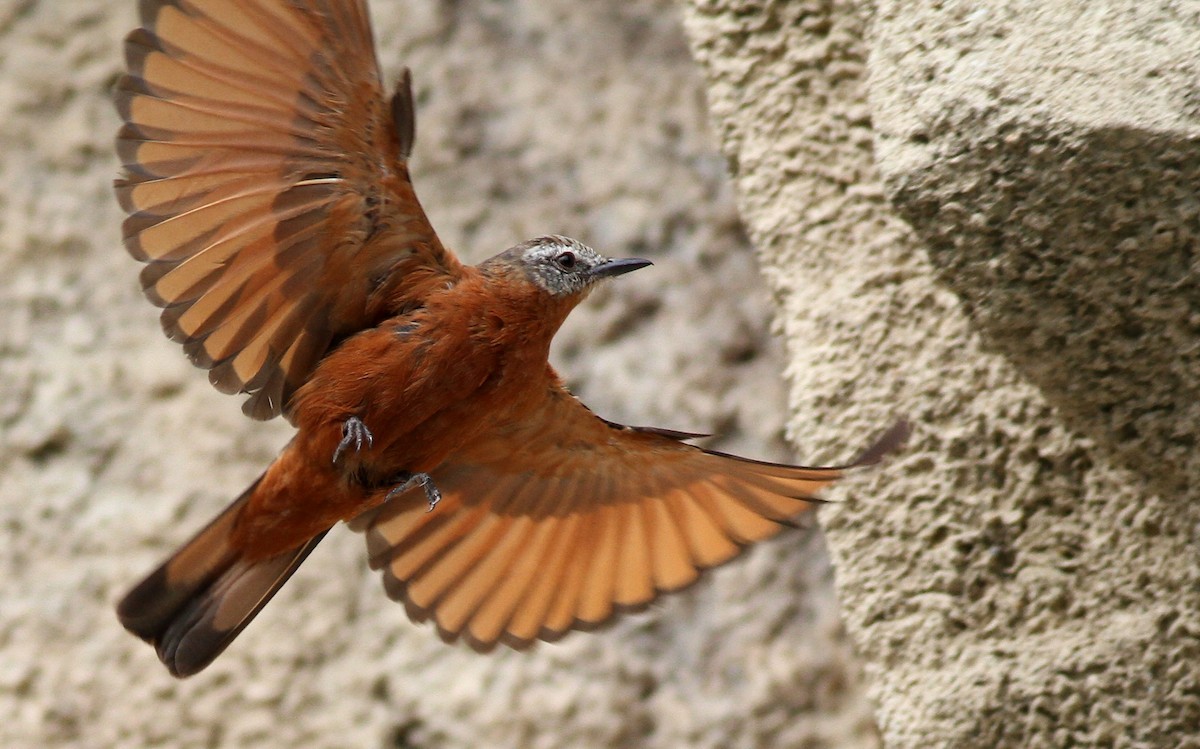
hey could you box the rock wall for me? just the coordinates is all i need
[684,0,1200,746]
[0,1,879,747]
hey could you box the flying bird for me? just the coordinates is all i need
[113,0,908,678]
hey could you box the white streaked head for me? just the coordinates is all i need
[487,235,651,297]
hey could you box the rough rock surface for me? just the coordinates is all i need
[0,2,881,748]
[685,0,1200,746]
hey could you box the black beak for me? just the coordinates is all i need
[591,257,653,279]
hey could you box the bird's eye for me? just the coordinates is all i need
[555,251,577,270]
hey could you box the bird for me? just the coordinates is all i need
[113,0,909,678]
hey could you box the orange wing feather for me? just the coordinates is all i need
[115,0,462,420]
[353,386,910,651]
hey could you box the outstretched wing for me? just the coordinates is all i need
[353,389,909,651]
[115,0,463,420]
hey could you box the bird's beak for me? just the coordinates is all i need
[591,257,653,279]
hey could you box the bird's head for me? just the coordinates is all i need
[484,236,652,300]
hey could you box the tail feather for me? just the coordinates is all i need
[117,479,327,677]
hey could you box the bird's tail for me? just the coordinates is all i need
[116,476,327,678]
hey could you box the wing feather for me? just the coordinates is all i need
[406,514,511,626]
[117,0,463,420]
[437,517,534,638]
[505,512,585,645]
[384,501,480,584]
[575,503,620,623]
[663,488,740,568]
[694,479,785,544]
[612,494,655,608]
[356,382,908,650]
[465,516,561,647]
[540,513,598,637]
[646,494,699,591]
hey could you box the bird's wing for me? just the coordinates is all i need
[353,389,909,651]
[115,0,462,420]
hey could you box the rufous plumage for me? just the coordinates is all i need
[113,0,908,677]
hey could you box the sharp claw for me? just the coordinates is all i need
[425,482,442,513]
[333,416,373,465]
[386,472,441,512]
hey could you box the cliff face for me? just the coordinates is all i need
[1,2,875,748]
[684,0,1200,745]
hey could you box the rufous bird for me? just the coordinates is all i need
[113,0,909,678]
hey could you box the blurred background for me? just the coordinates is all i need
[0,1,879,747]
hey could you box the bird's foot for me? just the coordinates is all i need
[387,472,442,512]
[333,416,373,464]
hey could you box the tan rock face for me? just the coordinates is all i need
[687,0,1200,746]
[872,1,1200,499]
[1,1,878,748]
